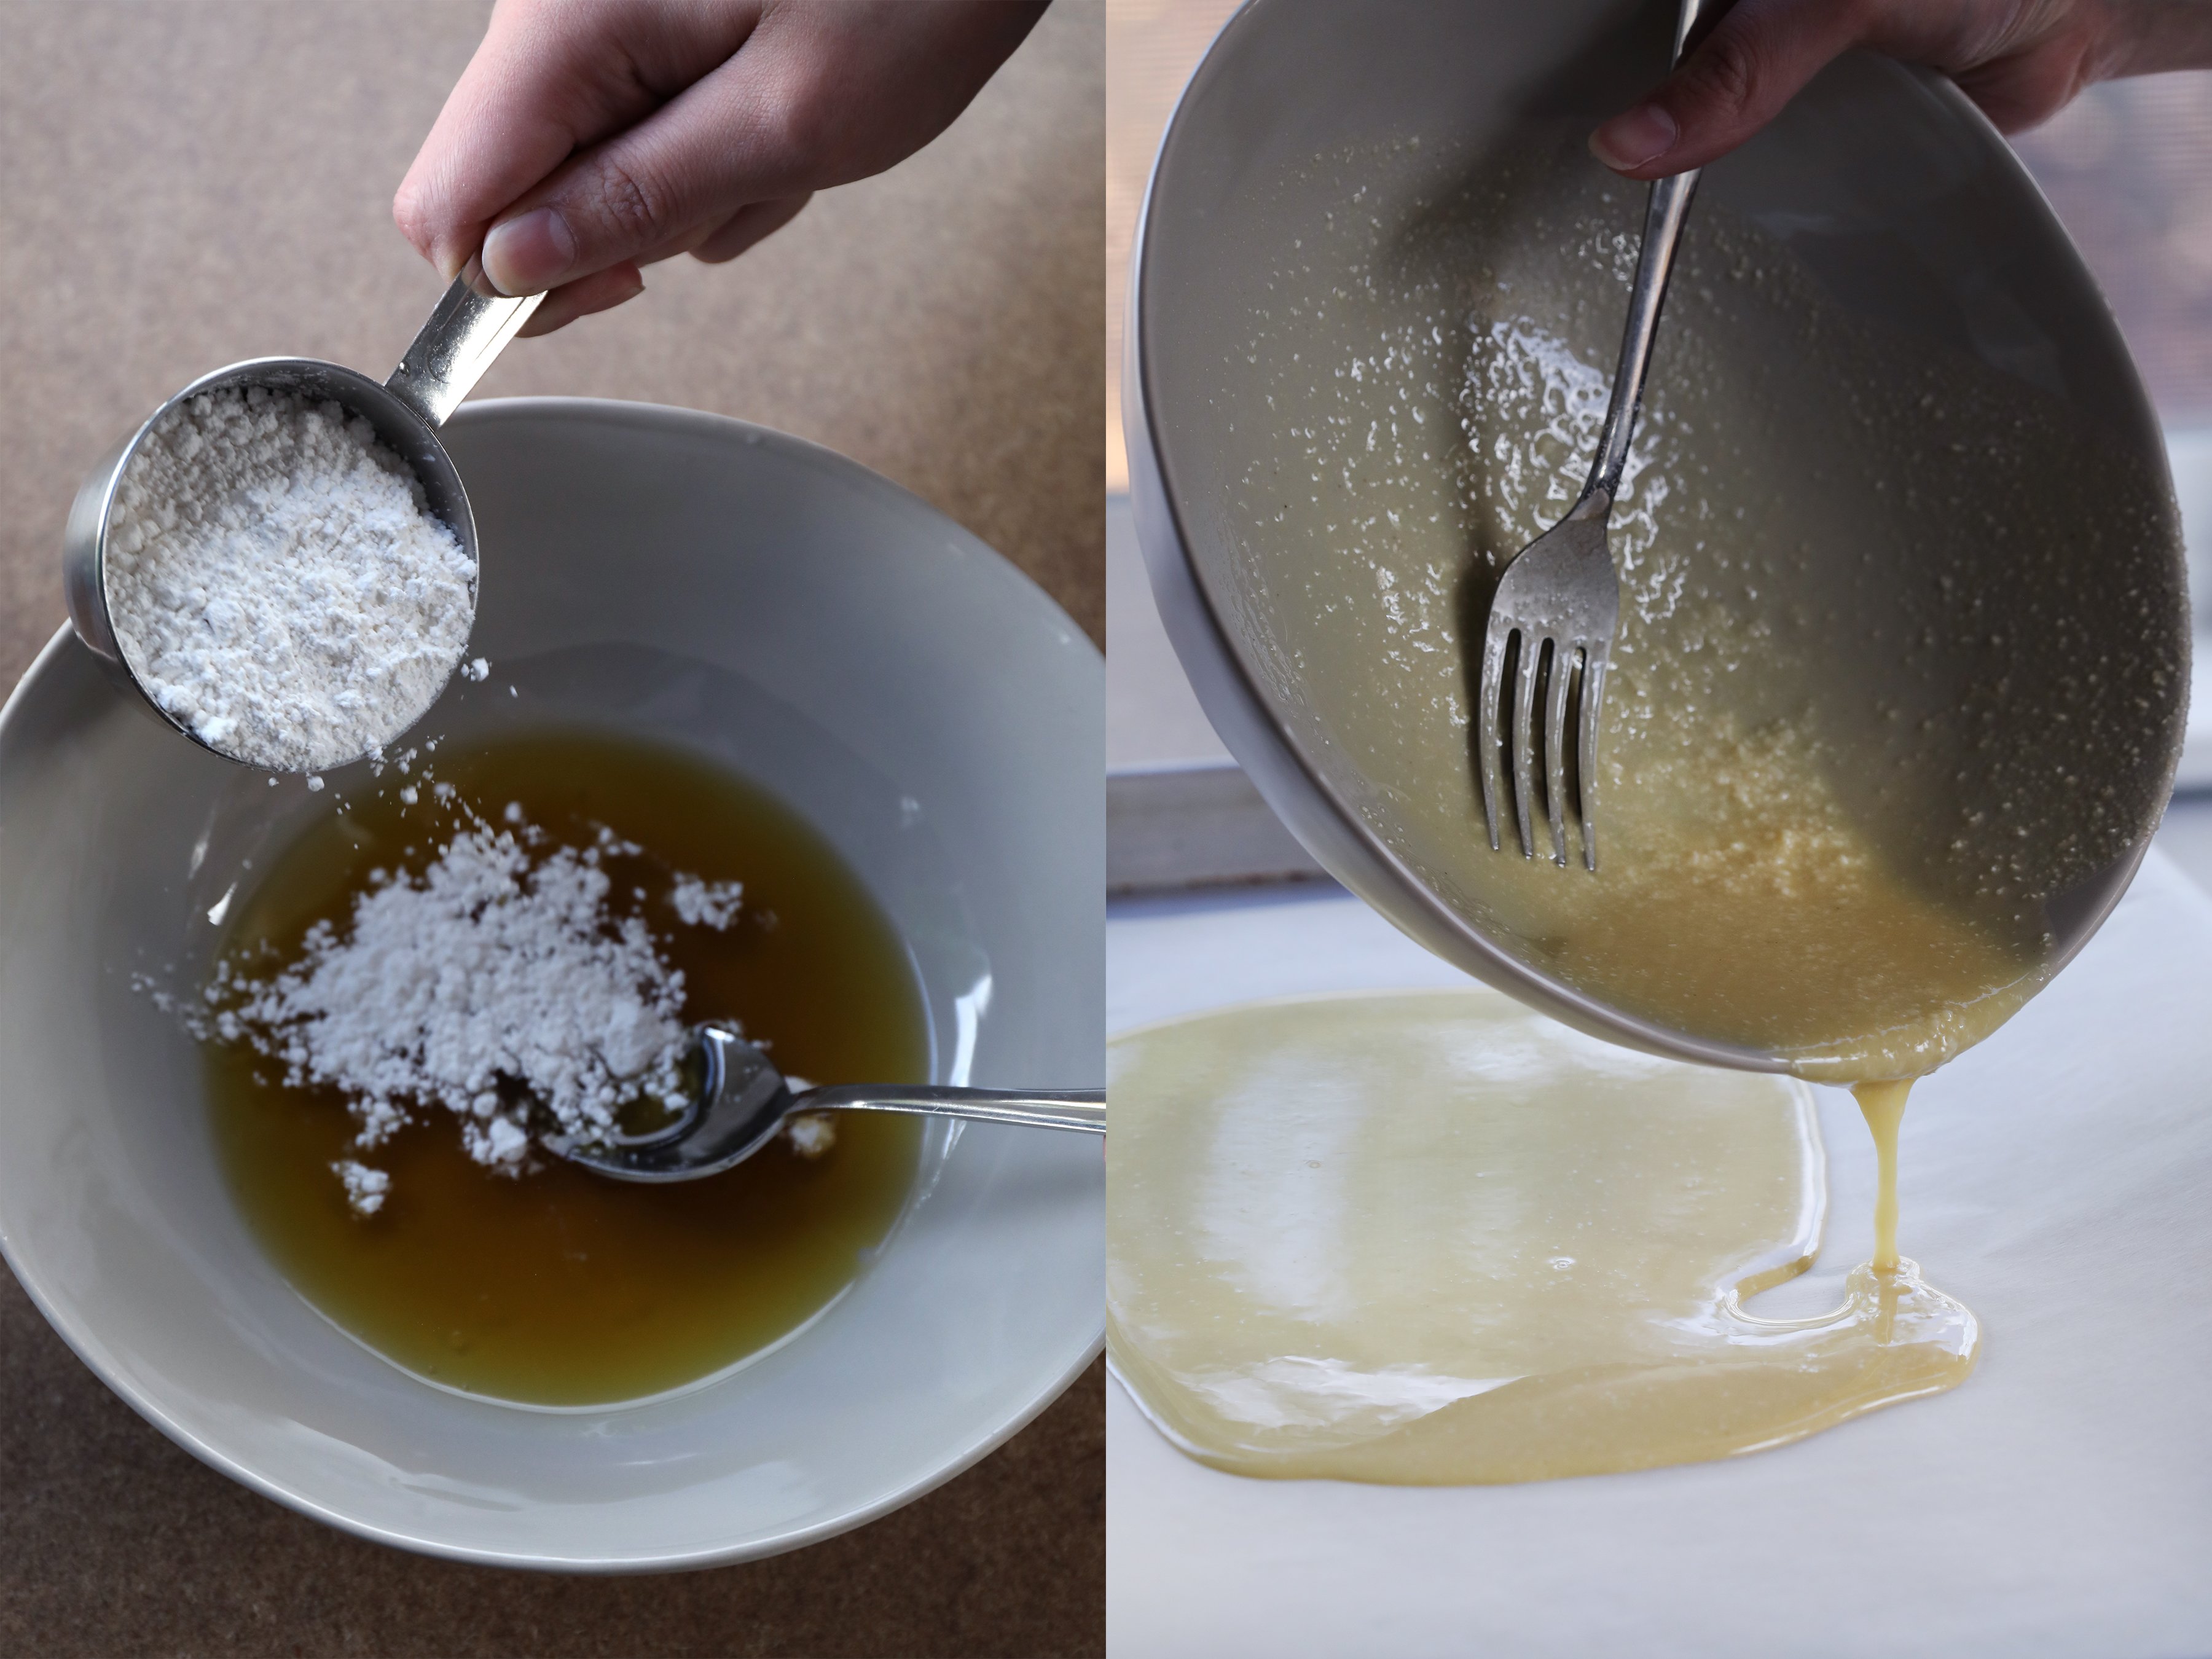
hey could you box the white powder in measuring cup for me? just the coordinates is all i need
[104,386,476,771]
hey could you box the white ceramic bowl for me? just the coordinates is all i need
[0,399,1104,1570]
[1124,0,2190,1069]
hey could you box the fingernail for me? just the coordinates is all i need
[481,206,576,296]
[1590,104,1679,170]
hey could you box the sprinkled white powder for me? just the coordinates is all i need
[104,386,476,771]
[785,1113,836,1158]
[670,876,744,930]
[162,806,793,1212]
[210,822,703,1182]
[331,1159,390,1217]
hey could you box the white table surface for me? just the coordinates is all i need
[2159,794,2212,895]
[1106,853,2212,1659]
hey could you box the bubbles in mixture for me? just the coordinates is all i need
[1165,125,2186,1078]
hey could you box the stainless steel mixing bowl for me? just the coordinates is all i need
[1124,0,2191,1070]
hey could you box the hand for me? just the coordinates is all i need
[1590,0,2212,180]
[395,0,1047,335]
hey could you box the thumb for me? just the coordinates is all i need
[1589,0,1867,179]
[479,61,810,296]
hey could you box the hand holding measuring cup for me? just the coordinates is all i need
[392,0,1048,336]
[66,1,1055,771]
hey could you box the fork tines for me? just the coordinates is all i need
[1478,615,1606,871]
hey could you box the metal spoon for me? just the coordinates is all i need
[62,258,543,769]
[545,1024,1107,1183]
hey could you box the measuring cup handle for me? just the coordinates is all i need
[385,259,546,428]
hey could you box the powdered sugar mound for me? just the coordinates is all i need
[331,1159,390,1217]
[785,1113,836,1158]
[105,385,476,771]
[213,825,692,1173]
[670,875,743,930]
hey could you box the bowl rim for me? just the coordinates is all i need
[0,394,1104,1572]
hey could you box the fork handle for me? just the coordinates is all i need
[1582,0,1708,510]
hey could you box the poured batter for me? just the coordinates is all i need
[1108,993,1976,1484]
[1111,121,2184,1487]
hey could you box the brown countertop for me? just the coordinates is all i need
[0,2,1103,1653]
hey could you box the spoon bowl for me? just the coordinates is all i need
[546,1025,1107,1183]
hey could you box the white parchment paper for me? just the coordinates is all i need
[1106,853,2212,1659]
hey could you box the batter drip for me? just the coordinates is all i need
[1854,1079,1914,1273]
[1109,118,2181,1489]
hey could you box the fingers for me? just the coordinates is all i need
[1590,0,1869,178]
[691,194,812,265]
[504,197,809,336]
[1588,0,2117,173]
[402,0,1039,319]
[516,262,647,338]
[1950,18,2112,133]
[476,1,1042,297]
[474,48,809,295]
[396,0,763,280]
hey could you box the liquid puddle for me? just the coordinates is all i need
[207,726,928,1406]
[1107,991,1977,1484]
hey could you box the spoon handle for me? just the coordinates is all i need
[797,1086,1107,1134]
[385,256,546,428]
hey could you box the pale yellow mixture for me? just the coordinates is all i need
[1107,993,1977,1484]
[1111,127,2183,1485]
[1194,128,2179,1081]
[1853,1079,1913,1274]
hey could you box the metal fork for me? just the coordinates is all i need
[1477,0,1704,870]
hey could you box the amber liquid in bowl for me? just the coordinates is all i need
[206,728,928,1407]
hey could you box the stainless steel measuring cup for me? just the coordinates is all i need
[61,262,544,769]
